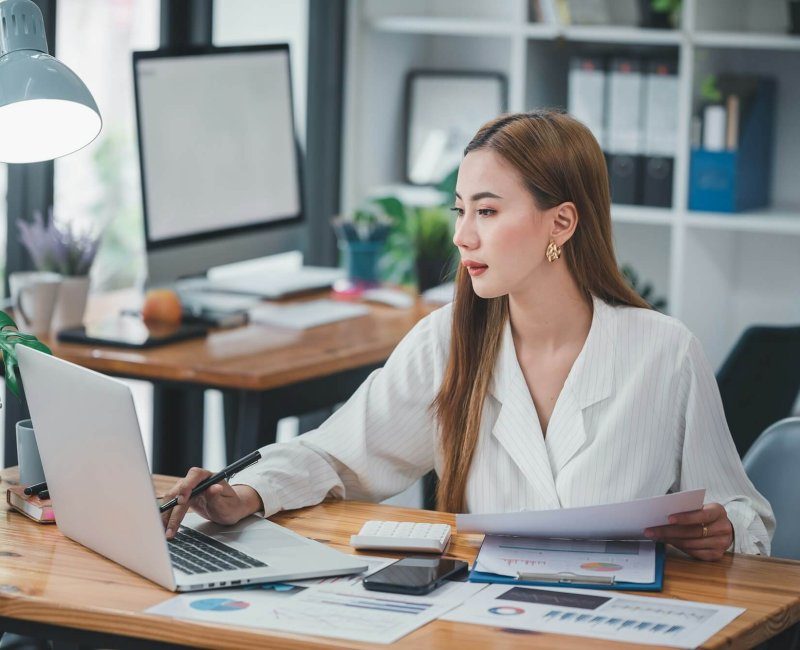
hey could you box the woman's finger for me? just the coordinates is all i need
[668,503,725,526]
[663,535,731,551]
[646,518,730,540]
[164,467,212,538]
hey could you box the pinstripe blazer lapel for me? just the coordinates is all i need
[489,320,561,509]
[547,295,616,475]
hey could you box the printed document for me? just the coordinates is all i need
[147,556,486,644]
[442,583,744,648]
[475,536,656,584]
[457,489,705,539]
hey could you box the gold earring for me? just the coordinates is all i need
[546,241,562,262]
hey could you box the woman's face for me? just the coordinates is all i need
[453,149,553,299]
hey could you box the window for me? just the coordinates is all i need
[0,164,6,291]
[213,0,308,147]
[54,0,159,290]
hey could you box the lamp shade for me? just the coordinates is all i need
[0,0,101,163]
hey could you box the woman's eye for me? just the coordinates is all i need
[450,207,464,217]
[477,208,496,217]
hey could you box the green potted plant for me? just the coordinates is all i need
[373,169,458,292]
[0,311,52,484]
[332,201,393,288]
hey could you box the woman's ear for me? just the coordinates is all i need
[550,202,579,244]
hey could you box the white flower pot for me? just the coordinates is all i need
[50,275,90,334]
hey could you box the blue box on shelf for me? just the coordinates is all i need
[688,149,769,213]
[688,77,775,213]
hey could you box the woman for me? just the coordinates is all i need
[163,110,774,560]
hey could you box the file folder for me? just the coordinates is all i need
[606,57,644,205]
[469,543,665,592]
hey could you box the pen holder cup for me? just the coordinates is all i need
[16,419,45,486]
[339,240,384,286]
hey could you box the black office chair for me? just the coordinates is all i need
[716,325,800,458]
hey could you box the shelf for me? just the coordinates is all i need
[559,25,682,46]
[693,31,800,51]
[611,205,675,226]
[370,16,518,37]
[685,208,800,235]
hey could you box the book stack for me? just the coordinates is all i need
[7,485,55,523]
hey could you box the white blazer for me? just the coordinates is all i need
[234,295,774,555]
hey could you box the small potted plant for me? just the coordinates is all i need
[0,311,52,484]
[332,201,393,289]
[17,211,102,333]
[373,170,457,293]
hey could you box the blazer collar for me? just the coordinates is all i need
[488,295,617,503]
[489,294,615,407]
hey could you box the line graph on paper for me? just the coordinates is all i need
[500,557,547,569]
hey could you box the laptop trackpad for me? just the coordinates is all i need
[187,514,307,552]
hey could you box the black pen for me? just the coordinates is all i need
[24,481,47,496]
[159,450,261,513]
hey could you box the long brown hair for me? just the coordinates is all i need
[433,110,650,512]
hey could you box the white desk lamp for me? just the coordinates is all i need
[0,0,101,163]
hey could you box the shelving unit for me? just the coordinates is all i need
[342,0,800,369]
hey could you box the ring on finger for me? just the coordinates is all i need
[701,523,709,538]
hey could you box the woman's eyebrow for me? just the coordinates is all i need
[454,191,503,201]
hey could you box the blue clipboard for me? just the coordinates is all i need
[468,542,666,592]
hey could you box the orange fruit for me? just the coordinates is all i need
[141,289,182,324]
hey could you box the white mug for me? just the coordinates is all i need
[50,275,91,334]
[9,271,62,336]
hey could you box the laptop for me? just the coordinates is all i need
[17,346,367,591]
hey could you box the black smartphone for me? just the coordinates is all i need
[362,557,469,596]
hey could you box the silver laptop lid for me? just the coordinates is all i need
[17,346,177,590]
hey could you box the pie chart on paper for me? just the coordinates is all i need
[190,598,250,611]
[580,562,622,572]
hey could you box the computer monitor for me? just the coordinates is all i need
[133,44,304,286]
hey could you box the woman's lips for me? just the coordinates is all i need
[463,262,488,277]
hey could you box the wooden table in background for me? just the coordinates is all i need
[0,471,799,649]
[3,290,430,477]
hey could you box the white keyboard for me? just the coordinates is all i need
[350,520,452,553]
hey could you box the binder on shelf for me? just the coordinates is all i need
[606,57,644,205]
[568,56,607,150]
[689,76,776,213]
[642,59,678,208]
[531,0,557,24]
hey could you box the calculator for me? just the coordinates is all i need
[350,520,452,553]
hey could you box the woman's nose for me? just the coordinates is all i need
[453,216,478,250]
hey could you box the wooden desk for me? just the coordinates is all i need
[0,473,799,649]
[3,290,429,476]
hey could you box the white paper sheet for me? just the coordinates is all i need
[475,536,656,584]
[457,489,705,539]
[442,583,744,648]
[146,556,486,645]
[248,299,369,329]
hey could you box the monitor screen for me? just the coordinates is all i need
[133,44,302,250]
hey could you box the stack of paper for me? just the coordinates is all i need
[248,299,369,330]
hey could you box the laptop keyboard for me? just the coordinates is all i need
[168,527,268,575]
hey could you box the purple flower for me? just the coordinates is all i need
[17,210,102,277]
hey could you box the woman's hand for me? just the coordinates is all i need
[160,467,264,539]
[644,503,734,561]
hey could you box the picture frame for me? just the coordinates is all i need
[404,70,507,186]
